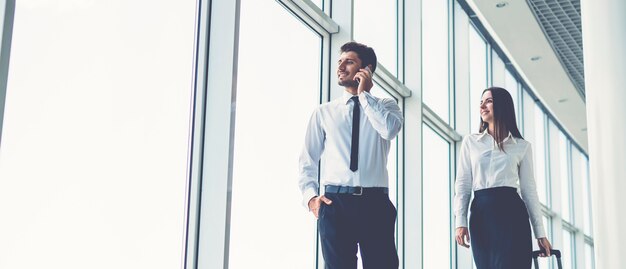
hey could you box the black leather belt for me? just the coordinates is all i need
[324,185,388,196]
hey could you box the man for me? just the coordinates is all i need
[298,42,403,269]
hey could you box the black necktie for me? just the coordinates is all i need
[350,96,360,172]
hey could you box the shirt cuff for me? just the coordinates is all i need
[358,91,373,110]
[455,215,468,228]
[533,227,547,239]
[302,187,318,210]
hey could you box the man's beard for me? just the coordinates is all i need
[338,79,358,88]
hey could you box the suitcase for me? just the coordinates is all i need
[532,249,562,269]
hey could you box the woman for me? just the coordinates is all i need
[454,87,552,268]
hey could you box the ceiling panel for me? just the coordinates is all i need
[527,0,585,98]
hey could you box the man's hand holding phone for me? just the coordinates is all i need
[355,66,373,94]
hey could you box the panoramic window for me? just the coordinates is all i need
[559,131,572,223]
[229,1,322,268]
[423,123,452,269]
[535,107,549,206]
[468,25,487,132]
[354,0,398,76]
[0,1,197,268]
[422,0,450,123]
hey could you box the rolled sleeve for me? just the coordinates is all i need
[359,91,403,140]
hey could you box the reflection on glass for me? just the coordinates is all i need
[533,105,548,206]
[559,132,571,223]
[0,1,196,268]
[229,1,320,268]
[423,124,451,269]
[469,25,487,132]
[354,0,397,75]
[422,0,450,122]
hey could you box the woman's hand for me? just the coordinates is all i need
[537,237,552,257]
[455,227,470,248]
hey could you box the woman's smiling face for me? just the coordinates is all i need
[480,90,494,124]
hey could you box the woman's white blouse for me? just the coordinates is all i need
[453,130,547,239]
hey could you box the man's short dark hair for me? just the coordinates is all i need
[340,42,377,73]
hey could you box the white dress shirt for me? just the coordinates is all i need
[299,91,403,208]
[453,130,547,239]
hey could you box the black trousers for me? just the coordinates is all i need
[470,187,532,269]
[318,192,399,269]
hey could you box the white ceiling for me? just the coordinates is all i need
[467,0,588,152]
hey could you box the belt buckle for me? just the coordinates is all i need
[352,187,363,196]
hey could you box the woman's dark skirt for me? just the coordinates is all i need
[470,186,532,269]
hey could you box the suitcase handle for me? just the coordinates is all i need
[532,249,562,269]
[532,249,561,258]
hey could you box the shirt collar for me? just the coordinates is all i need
[476,129,517,144]
[476,129,489,141]
[503,132,517,144]
[342,91,359,104]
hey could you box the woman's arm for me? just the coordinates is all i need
[518,143,547,239]
[454,136,473,228]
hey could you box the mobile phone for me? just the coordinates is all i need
[356,66,372,84]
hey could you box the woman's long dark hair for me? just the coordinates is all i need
[479,87,523,151]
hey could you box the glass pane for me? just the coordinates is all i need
[491,49,505,86]
[585,243,595,269]
[581,153,592,235]
[559,132,571,223]
[423,124,451,269]
[354,0,397,75]
[453,0,471,135]
[469,25,487,132]
[229,1,320,268]
[533,104,548,206]
[521,89,533,137]
[562,230,575,269]
[544,216,552,239]
[570,144,587,234]
[311,0,323,11]
[546,120,558,213]
[422,0,450,122]
[0,1,196,268]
